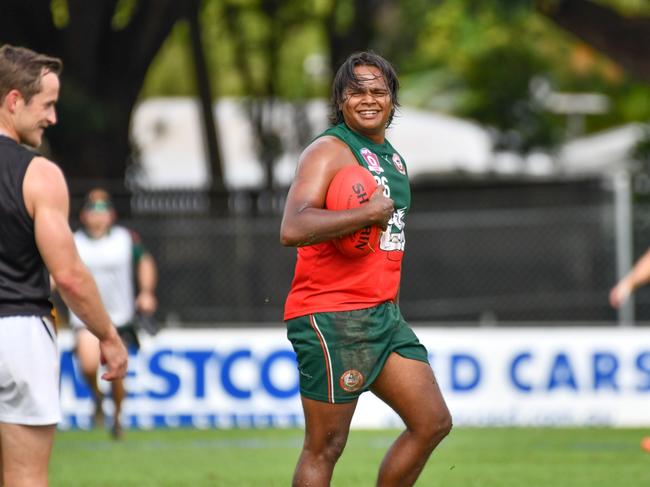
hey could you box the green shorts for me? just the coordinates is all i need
[286,302,429,404]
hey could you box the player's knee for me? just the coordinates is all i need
[323,433,348,463]
[419,410,452,447]
[437,411,453,439]
[305,431,348,464]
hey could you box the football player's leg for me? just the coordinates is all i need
[371,352,452,487]
[111,378,125,439]
[76,329,104,425]
[292,396,357,487]
[0,422,55,487]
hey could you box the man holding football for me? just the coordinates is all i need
[0,44,127,486]
[280,51,452,487]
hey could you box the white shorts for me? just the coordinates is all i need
[0,316,61,425]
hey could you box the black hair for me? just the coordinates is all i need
[329,51,399,127]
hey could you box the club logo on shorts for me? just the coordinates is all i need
[392,153,406,175]
[361,148,383,174]
[339,369,364,392]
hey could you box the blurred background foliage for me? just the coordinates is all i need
[1,0,649,184]
[141,0,650,155]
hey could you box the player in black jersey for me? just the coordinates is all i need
[0,45,127,486]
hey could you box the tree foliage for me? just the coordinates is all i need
[394,0,650,152]
[2,0,649,190]
[0,0,187,189]
[536,0,650,83]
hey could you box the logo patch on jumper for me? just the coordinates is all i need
[339,369,364,392]
[392,153,406,175]
[361,148,383,174]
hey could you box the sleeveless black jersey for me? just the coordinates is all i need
[0,135,52,317]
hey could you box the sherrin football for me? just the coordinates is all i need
[325,164,382,258]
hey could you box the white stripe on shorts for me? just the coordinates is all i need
[309,315,335,404]
[0,315,61,425]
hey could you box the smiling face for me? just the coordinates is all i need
[340,65,393,144]
[13,70,59,147]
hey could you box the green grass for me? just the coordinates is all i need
[50,427,650,486]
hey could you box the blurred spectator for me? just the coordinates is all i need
[70,188,157,439]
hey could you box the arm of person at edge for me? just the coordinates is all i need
[280,136,394,247]
[135,252,158,315]
[610,247,650,309]
[24,157,128,381]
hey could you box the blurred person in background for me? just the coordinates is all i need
[69,188,157,439]
[0,44,127,486]
[280,51,452,487]
[609,248,650,310]
[609,249,650,453]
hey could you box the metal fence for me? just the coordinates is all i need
[58,176,650,327]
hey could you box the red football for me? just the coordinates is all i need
[325,164,381,258]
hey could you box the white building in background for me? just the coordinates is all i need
[557,123,647,177]
[130,97,493,190]
[129,97,645,191]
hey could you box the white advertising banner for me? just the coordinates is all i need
[57,327,650,429]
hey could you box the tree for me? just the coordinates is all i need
[219,0,393,195]
[390,0,650,153]
[219,0,327,196]
[0,0,194,194]
[536,0,650,84]
[324,0,386,72]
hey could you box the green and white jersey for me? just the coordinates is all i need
[323,122,410,253]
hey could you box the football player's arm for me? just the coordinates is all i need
[280,137,393,247]
[24,157,127,381]
[610,247,650,308]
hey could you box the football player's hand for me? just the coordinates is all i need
[99,329,128,381]
[367,186,393,230]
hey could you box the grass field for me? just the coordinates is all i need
[50,427,650,486]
